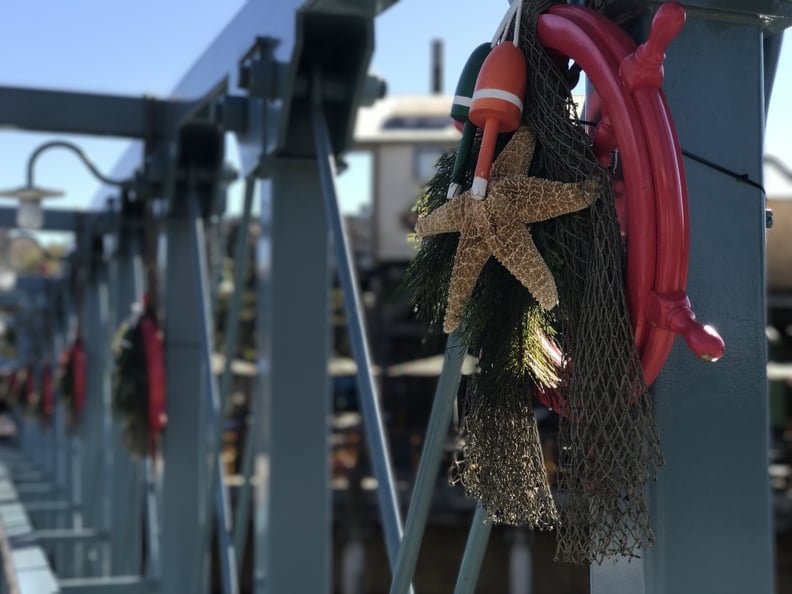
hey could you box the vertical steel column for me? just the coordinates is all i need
[50,287,70,576]
[256,156,331,593]
[592,10,773,594]
[80,256,112,577]
[160,198,213,594]
[63,286,82,578]
[108,231,144,576]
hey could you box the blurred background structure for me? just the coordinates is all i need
[0,1,786,593]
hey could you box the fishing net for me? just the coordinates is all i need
[405,0,663,564]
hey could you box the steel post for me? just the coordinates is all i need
[256,160,331,593]
[160,201,212,594]
[81,259,112,577]
[50,318,68,574]
[108,231,144,576]
[591,9,774,594]
[453,504,492,594]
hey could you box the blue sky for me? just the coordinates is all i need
[0,0,788,236]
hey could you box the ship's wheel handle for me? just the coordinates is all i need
[648,292,725,362]
[535,2,724,391]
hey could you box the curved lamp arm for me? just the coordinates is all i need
[26,140,129,189]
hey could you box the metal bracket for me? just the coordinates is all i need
[238,37,285,100]
[166,122,225,219]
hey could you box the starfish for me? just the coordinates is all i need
[415,126,599,333]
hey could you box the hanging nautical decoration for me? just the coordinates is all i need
[4,369,17,406]
[415,126,598,332]
[112,295,167,458]
[59,334,86,430]
[406,0,723,564]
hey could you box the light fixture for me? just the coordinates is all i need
[0,185,63,230]
[0,140,128,230]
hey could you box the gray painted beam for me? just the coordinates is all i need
[258,159,330,594]
[100,0,393,193]
[160,205,212,594]
[80,261,112,577]
[453,505,492,594]
[26,529,105,544]
[0,206,117,233]
[59,575,152,594]
[0,86,196,139]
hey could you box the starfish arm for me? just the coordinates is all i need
[443,229,491,333]
[490,126,537,179]
[415,196,466,237]
[486,217,558,310]
[497,176,596,223]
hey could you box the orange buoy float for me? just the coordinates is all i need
[468,42,527,198]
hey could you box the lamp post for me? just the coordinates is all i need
[0,140,129,230]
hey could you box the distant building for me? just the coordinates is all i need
[353,95,460,263]
[766,161,792,298]
[352,94,585,265]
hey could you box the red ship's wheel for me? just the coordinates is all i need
[140,306,167,456]
[531,3,723,405]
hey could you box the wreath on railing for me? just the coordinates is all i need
[112,297,167,458]
[37,364,54,426]
[22,365,35,416]
[3,369,19,408]
[58,335,86,430]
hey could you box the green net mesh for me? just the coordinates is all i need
[406,0,663,564]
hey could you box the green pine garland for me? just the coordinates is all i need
[404,136,563,396]
[112,313,152,458]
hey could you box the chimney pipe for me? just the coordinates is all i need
[431,39,443,94]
